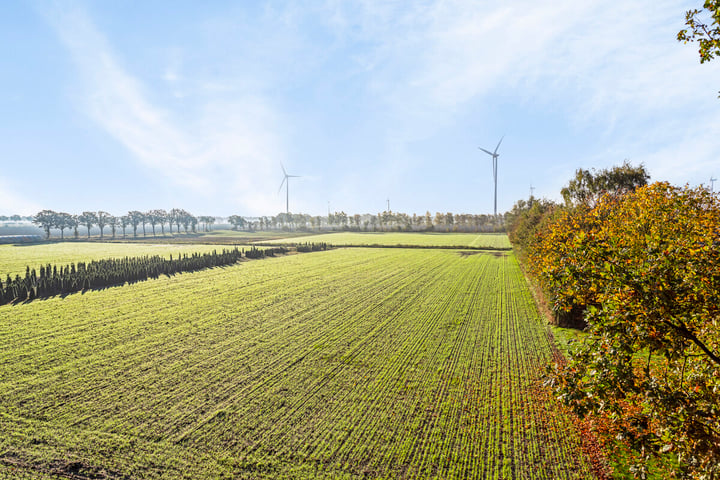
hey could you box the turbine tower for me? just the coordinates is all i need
[278,163,301,215]
[711,176,717,193]
[479,135,504,217]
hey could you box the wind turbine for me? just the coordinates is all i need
[479,135,504,217]
[278,163,301,215]
[711,176,717,193]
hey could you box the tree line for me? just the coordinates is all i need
[32,209,217,239]
[0,245,303,305]
[508,162,720,479]
[229,211,506,232]
[31,208,508,240]
[0,215,33,222]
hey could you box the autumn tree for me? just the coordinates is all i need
[548,183,720,479]
[507,197,558,257]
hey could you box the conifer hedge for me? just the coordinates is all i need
[0,245,302,304]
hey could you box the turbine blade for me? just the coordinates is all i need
[494,135,504,154]
[278,177,286,194]
[281,162,287,176]
[479,147,494,156]
[288,175,301,178]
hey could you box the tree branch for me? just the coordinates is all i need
[663,319,720,366]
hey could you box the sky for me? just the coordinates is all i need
[1,1,719,218]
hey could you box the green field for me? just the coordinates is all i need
[261,232,511,249]
[0,245,593,479]
[0,242,240,277]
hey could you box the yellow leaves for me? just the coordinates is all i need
[529,181,720,334]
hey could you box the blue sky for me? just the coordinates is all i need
[1,1,718,217]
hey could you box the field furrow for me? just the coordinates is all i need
[0,246,594,479]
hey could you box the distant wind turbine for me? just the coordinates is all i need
[711,176,717,193]
[479,135,504,217]
[278,163,301,214]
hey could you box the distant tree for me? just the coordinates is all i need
[127,211,144,238]
[33,210,57,239]
[140,212,147,236]
[96,211,111,239]
[69,215,80,239]
[54,212,74,240]
[198,216,213,232]
[78,211,98,238]
[560,161,649,207]
[365,214,373,231]
[155,209,168,235]
[424,211,433,230]
[146,209,165,236]
[180,210,194,233]
[107,215,118,239]
[228,215,246,231]
[169,208,184,234]
[206,216,215,231]
[434,212,445,231]
[167,209,177,234]
[119,215,130,239]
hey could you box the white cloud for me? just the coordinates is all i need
[43,5,283,215]
[34,1,720,215]
[322,0,720,189]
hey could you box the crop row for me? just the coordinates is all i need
[0,247,593,479]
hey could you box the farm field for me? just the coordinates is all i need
[0,246,594,479]
[0,242,240,277]
[261,231,512,249]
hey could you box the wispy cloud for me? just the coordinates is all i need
[32,1,720,215]
[42,5,284,215]
[319,0,720,188]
